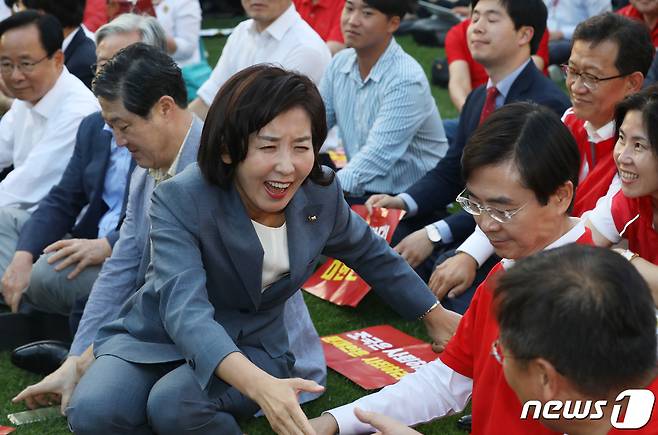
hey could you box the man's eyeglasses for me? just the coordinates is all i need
[456,189,527,224]
[560,64,628,91]
[0,55,49,75]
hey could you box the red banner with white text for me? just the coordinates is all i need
[322,325,438,390]
[302,206,405,307]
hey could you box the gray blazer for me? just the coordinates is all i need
[95,164,437,391]
[69,116,204,356]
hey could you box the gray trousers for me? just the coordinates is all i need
[0,207,100,315]
[68,349,290,435]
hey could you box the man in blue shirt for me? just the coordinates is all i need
[319,0,448,201]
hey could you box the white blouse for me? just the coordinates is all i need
[252,220,290,292]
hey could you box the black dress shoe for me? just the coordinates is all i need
[457,414,472,432]
[11,340,70,375]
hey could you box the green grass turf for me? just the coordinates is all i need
[0,19,468,434]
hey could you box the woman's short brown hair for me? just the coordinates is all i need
[197,64,332,188]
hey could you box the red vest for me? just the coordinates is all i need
[562,109,617,217]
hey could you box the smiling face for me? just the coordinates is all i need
[614,110,658,200]
[230,107,315,227]
[566,39,638,129]
[340,0,399,53]
[467,0,531,70]
[0,24,63,105]
[241,0,291,30]
[466,160,572,260]
[99,96,171,169]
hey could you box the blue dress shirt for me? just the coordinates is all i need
[320,38,448,196]
[97,125,132,238]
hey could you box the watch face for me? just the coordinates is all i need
[426,225,440,243]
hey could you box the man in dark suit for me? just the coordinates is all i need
[23,0,96,88]
[0,112,134,316]
[366,0,570,314]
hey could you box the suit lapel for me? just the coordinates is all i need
[175,116,203,170]
[214,184,264,308]
[285,184,323,286]
[506,61,535,103]
[64,27,84,61]
[214,181,324,308]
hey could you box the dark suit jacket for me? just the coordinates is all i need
[406,61,571,242]
[95,165,438,391]
[64,27,96,89]
[16,111,135,259]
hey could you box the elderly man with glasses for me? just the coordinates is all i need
[312,102,599,435]
[0,9,98,311]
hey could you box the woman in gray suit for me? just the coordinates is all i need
[67,65,459,435]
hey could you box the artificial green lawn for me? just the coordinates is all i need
[0,18,467,434]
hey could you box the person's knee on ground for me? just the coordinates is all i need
[147,364,247,435]
[67,355,162,434]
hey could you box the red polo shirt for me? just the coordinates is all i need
[440,228,594,435]
[293,0,345,43]
[617,5,658,47]
[445,19,549,89]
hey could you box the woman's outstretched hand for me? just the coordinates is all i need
[252,376,325,435]
[216,352,324,435]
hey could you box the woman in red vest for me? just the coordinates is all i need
[586,85,658,299]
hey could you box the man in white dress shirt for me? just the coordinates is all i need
[0,11,99,306]
[188,0,330,120]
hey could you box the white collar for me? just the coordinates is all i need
[583,119,615,143]
[248,4,298,41]
[29,68,68,119]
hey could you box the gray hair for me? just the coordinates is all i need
[95,13,167,52]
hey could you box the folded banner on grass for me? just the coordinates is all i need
[302,206,405,307]
[322,325,438,390]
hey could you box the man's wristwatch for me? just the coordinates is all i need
[617,249,639,263]
[425,223,442,244]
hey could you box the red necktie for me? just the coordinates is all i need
[479,86,499,125]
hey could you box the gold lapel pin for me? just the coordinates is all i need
[307,215,317,222]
